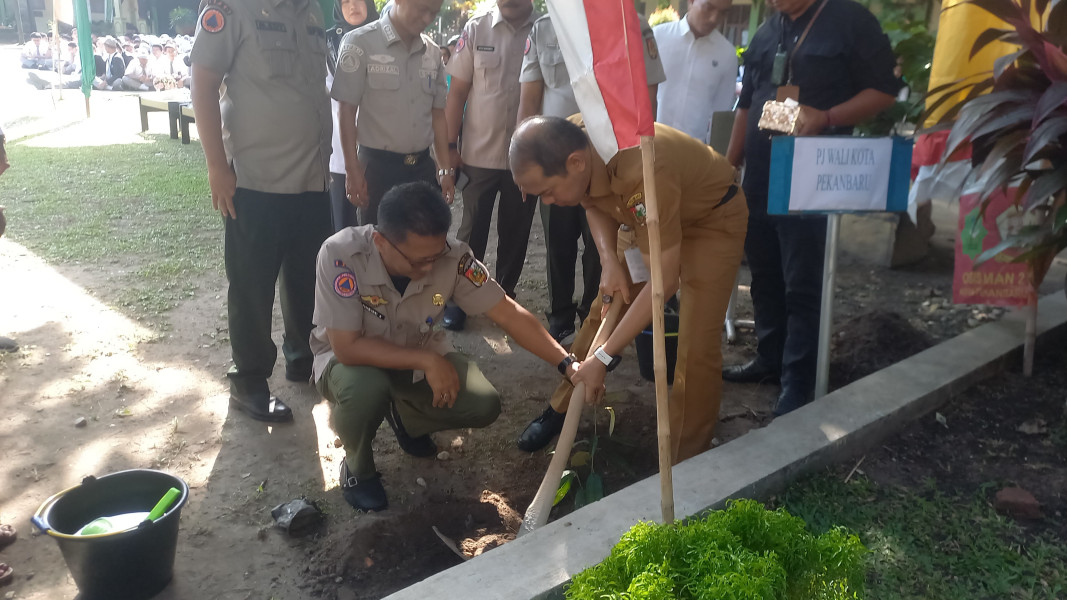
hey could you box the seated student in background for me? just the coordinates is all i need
[311,182,578,511]
[93,37,127,90]
[154,42,188,90]
[20,32,53,70]
[120,49,154,91]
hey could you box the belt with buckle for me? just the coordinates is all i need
[361,146,431,166]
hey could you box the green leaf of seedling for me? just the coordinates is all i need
[570,451,591,468]
[605,406,616,437]
[585,472,604,504]
[1054,205,1067,233]
[554,470,576,507]
[574,486,588,510]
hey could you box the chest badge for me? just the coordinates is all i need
[432,293,445,306]
[361,294,389,306]
[627,192,647,223]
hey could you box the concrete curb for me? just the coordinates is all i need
[385,293,1067,600]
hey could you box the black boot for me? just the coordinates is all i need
[384,401,437,457]
[339,461,387,512]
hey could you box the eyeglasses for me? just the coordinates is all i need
[376,229,451,267]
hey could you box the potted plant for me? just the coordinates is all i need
[169,7,196,35]
[924,0,1066,373]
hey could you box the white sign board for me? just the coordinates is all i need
[784,137,894,212]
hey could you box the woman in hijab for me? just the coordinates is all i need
[326,0,379,232]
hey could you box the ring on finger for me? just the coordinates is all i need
[602,294,613,304]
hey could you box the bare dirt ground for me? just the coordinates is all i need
[2,44,1065,600]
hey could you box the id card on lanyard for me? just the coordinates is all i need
[772,0,829,102]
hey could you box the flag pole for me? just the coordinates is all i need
[640,135,674,524]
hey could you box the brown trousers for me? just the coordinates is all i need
[549,194,748,464]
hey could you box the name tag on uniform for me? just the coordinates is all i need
[476,45,495,51]
[624,246,649,284]
[368,63,400,75]
[255,20,286,32]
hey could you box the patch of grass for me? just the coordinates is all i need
[0,135,220,325]
[777,473,1067,600]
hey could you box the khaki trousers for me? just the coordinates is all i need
[548,193,748,464]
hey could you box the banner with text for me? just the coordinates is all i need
[953,187,1034,307]
[768,136,912,215]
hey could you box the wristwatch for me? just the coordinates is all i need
[593,345,622,372]
[557,353,577,377]
[437,168,455,178]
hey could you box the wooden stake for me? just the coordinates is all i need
[640,135,674,524]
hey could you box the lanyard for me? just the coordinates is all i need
[779,0,829,85]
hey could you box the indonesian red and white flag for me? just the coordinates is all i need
[545,0,655,162]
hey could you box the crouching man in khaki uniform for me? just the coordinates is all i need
[312,181,578,511]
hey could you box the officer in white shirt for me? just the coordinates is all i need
[652,0,738,143]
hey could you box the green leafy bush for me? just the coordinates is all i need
[566,499,867,600]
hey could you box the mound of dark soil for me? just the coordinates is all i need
[831,310,934,389]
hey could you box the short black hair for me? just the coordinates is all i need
[378,182,451,243]
[509,116,589,177]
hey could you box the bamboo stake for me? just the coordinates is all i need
[640,135,674,524]
[518,300,624,536]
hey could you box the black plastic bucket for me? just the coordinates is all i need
[635,312,680,384]
[32,469,189,600]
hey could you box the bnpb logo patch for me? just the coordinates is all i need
[333,272,357,298]
[201,8,225,33]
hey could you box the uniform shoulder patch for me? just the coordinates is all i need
[333,272,357,298]
[201,7,226,33]
[455,30,468,53]
[645,35,659,60]
[457,252,488,287]
[338,44,361,73]
[524,37,531,55]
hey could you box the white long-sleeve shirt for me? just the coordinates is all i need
[652,18,738,143]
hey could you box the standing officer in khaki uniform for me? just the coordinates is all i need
[516,15,666,345]
[331,0,455,226]
[191,0,332,422]
[312,182,578,511]
[440,0,539,331]
[510,116,748,463]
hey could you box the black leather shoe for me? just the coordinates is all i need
[722,358,780,384]
[442,305,466,331]
[384,402,437,457]
[517,406,567,452]
[340,462,387,512]
[772,387,814,416]
[229,393,293,422]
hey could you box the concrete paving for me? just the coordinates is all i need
[385,292,1067,600]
